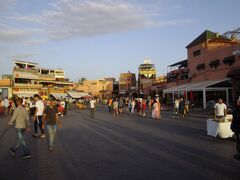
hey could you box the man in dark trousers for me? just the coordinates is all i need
[231,99,240,161]
[42,99,62,151]
[8,98,31,159]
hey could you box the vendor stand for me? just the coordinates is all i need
[207,115,234,138]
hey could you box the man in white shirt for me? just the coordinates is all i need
[89,98,96,119]
[33,94,45,138]
[174,98,179,115]
[214,98,227,118]
[3,97,9,115]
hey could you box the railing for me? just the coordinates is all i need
[13,67,39,74]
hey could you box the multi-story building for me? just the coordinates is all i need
[138,59,156,93]
[167,59,189,86]
[76,79,113,99]
[163,29,240,108]
[142,75,167,99]
[0,75,12,99]
[12,60,73,99]
[119,72,137,96]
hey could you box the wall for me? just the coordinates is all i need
[188,42,240,83]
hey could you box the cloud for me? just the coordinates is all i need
[10,0,157,40]
[0,0,16,12]
[0,23,45,44]
[22,39,48,45]
[2,0,194,42]
[0,28,29,42]
[11,52,39,59]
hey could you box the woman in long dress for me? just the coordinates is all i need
[156,99,161,120]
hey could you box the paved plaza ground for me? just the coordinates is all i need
[0,107,240,180]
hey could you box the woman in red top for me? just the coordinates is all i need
[141,99,147,117]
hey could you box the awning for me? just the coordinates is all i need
[50,93,68,99]
[68,92,91,99]
[163,79,231,94]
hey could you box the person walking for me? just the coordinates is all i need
[174,98,179,115]
[152,99,157,119]
[8,98,31,159]
[42,99,62,151]
[33,94,45,138]
[179,98,185,118]
[89,98,96,119]
[3,97,9,115]
[156,99,161,120]
[108,98,113,113]
[29,97,36,120]
[184,99,190,116]
[141,99,147,117]
[113,98,119,116]
[131,98,135,114]
[231,99,240,161]
[118,97,124,113]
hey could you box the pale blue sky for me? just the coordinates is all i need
[0,0,239,81]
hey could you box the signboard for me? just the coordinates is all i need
[14,72,39,79]
[119,91,126,94]
[1,88,8,99]
[233,50,240,55]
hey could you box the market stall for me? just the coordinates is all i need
[207,115,234,138]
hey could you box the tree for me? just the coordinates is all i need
[78,77,87,84]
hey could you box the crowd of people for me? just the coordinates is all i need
[1,94,240,162]
[106,97,161,120]
[2,94,65,159]
[173,97,191,118]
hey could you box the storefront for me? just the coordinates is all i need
[0,79,12,99]
[163,79,232,108]
[228,67,240,103]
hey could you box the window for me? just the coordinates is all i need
[196,63,205,70]
[193,50,201,57]
[223,56,235,66]
[209,59,220,69]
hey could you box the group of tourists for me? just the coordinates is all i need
[174,97,190,118]
[0,97,15,116]
[106,97,161,120]
[4,94,63,159]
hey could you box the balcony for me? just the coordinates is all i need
[14,83,43,88]
[39,74,56,81]
[13,67,39,74]
[167,68,189,83]
[13,67,39,79]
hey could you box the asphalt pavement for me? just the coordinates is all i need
[0,108,239,180]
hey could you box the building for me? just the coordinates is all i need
[167,59,189,87]
[104,77,116,83]
[138,59,156,94]
[12,60,73,99]
[119,72,137,96]
[2,74,13,80]
[76,79,113,99]
[0,77,12,100]
[163,29,240,108]
[142,75,167,99]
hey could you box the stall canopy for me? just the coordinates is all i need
[50,93,68,100]
[68,92,91,99]
[163,79,231,93]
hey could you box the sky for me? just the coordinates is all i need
[0,0,239,81]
